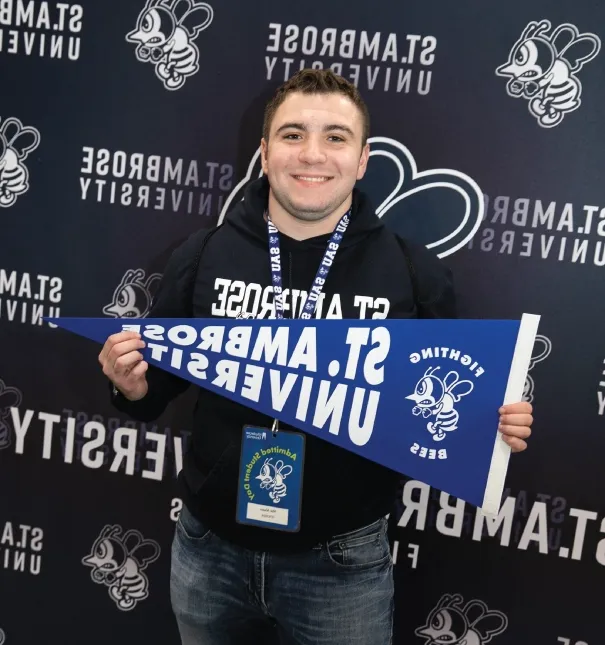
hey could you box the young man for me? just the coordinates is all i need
[99,70,533,645]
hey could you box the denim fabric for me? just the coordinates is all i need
[170,505,394,645]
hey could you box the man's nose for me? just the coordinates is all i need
[298,138,327,164]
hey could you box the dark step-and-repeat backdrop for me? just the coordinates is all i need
[1,1,604,644]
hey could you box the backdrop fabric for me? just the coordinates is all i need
[1,2,604,644]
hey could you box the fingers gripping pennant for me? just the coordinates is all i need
[46,315,540,516]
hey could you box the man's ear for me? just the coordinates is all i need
[261,138,269,175]
[356,142,370,180]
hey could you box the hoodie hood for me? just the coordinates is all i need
[224,175,384,250]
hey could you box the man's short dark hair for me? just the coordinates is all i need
[263,69,370,146]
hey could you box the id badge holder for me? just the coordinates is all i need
[236,420,305,532]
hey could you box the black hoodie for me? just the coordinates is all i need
[110,176,457,552]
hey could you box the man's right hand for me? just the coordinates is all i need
[99,331,148,401]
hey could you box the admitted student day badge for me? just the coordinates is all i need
[236,427,305,532]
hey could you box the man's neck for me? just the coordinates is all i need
[267,192,352,241]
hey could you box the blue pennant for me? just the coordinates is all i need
[45,315,540,516]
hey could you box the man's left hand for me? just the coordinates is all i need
[498,402,533,453]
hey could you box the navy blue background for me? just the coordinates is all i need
[1,1,604,644]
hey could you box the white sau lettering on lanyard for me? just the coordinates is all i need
[266,208,351,320]
[265,208,352,432]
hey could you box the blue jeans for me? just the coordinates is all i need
[170,504,394,645]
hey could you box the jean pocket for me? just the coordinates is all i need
[326,518,392,570]
[176,505,213,544]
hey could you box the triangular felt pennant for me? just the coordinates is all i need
[46,315,540,516]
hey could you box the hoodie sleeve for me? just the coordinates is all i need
[396,235,458,319]
[108,228,212,422]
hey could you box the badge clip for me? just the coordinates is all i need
[271,418,279,437]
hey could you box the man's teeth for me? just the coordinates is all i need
[294,176,330,182]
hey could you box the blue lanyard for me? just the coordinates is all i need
[266,208,351,320]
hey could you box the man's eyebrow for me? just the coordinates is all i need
[324,124,355,137]
[274,122,355,137]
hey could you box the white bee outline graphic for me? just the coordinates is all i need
[218,137,484,259]
[0,117,41,208]
[126,0,214,91]
[523,334,552,403]
[406,367,474,442]
[103,268,162,318]
[0,627,5,644]
[496,20,601,128]
[255,457,293,504]
[82,525,161,612]
[416,593,508,645]
[0,379,23,450]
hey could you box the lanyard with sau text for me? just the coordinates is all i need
[265,207,352,434]
[266,208,352,321]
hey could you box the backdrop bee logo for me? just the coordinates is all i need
[219,137,484,258]
[82,525,161,612]
[103,269,162,318]
[496,20,601,128]
[0,117,41,208]
[126,0,214,91]
[523,334,552,403]
[0,379,23,450]
[416,593,508,645]
[0,627,5,644]
[406,368,474,442]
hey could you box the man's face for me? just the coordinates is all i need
[261,92,370,222]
